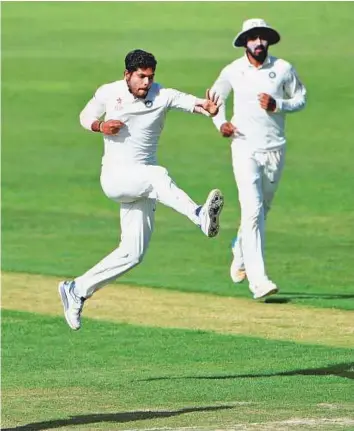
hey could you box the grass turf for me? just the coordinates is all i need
[2,309,354,429]
[2,2,354,429]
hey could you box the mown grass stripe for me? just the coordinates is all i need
[2,272,353,348]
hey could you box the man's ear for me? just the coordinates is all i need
[124,70,131,79]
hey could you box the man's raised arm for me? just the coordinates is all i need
[79,86,124,135]
[166,88,222,117]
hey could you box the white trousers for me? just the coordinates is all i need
[231,143,285,286]
[74,164,200,298]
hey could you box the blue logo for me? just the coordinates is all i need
[269,71,276,79]
[145,100,153,108]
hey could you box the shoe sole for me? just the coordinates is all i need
[205,189,224,238]
[58,282,80,330]
[253,287,279,300]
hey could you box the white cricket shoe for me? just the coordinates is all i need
[230,237,246,283]
[198,189,224,238]
[58,280,85,330]
[252,279,279,300]
[230,260,247,283]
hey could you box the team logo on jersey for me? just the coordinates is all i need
[115,97,123,110]
[145,100,153,108]
[269,71,276,79]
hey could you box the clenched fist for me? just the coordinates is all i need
[220,122,237,138]
[258,93,277,112]
[100,120,125,135]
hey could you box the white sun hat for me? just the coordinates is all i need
[233,18,280,48]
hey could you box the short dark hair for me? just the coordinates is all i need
[125,49,157,73]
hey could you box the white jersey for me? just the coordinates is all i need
[211,55,306,151]
[80,80,197,165]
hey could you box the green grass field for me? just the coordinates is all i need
[2,2,354,430]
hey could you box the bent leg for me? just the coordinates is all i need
[146,166,223,237]
[74,197,156,298]
[145,165,201,224]
[101,164,200,225]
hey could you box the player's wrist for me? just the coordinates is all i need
[91,120,104,133]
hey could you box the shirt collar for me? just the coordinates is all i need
[243,54,272,70]
[122,79,153,103]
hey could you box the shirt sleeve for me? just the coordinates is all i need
[210,66,232,130]
[79,85,107,131]
[276,67,307,113]
[165,89,197,113]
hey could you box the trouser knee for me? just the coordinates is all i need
[149,166,169,185]
[126,250,145,268]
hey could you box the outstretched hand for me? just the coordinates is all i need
[202,89,222,117]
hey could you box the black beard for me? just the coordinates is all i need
[126,79,146,99]
[246,46,268,63]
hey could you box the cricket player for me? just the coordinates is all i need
[211,19,306,299]
[59,49,224,330]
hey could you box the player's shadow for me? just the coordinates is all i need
[264,297,291,304]
[3,405,234,431]
[138,362,354,383]
[264,292,354,304]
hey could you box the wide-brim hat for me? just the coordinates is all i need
[233,18,280,48]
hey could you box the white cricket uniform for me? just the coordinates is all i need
[75,80,203,298]
[211,55,306,288]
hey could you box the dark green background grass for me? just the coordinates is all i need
[2,1,354,309]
